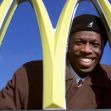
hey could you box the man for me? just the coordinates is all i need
[0,14,111,109]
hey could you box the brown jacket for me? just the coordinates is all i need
[0,60,111,109]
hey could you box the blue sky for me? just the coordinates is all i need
[0,0,111,89]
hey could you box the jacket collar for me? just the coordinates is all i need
[66,65,74,81]
[66,64,111,88]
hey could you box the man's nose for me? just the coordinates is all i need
[81,43,93,53]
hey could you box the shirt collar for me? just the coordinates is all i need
[68,63,86,84]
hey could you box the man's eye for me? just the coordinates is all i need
[75,41,83,45]
[92,43,100,47]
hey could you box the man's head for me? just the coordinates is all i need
[68,14,107,77]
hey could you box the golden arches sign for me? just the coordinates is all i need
[0,0,111,110]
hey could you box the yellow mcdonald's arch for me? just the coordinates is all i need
[0,0,111,110]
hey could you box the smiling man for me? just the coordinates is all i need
[0,14,111,109]
[69,31,102,77]
[66,14,111,109]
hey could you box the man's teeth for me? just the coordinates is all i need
[80,58,93,63]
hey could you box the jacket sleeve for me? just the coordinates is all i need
[0,66,29,110]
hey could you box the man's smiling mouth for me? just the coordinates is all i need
[79,58,95,66]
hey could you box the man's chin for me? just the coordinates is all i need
[78,67,95,77]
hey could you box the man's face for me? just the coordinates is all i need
[68,31,103,77]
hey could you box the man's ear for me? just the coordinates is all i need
[101,40,107,61]
[66,44,68,53]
